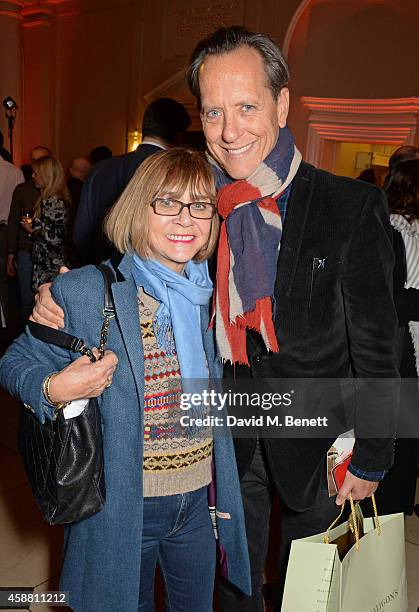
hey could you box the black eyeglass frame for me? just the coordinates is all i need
[150,198,216,219]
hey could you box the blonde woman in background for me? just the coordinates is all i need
[21,155,72,290]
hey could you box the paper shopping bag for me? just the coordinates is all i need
[281,501,407,612]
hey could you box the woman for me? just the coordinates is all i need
[376,158,419,516]
[0,148,250,611]
[21,155,72,290]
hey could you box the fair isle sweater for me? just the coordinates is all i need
[139,289,213,497]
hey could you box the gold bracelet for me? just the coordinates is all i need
[42,373,70,411]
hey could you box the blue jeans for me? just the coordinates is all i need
[139,486,216,612]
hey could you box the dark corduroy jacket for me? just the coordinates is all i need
[231,162,399,512]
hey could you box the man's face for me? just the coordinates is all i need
[199,47,289,180]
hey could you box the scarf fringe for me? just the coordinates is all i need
[153,313,175,356]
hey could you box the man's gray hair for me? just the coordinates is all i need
[187,26,289,108]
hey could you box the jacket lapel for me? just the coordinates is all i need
[275,162,316,300]
[110,254,145,399]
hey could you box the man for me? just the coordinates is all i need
[0,132,24,325]
[7,146,51,322]
[73,98,191,263]
[188,27,398,610]
[67,157,91,208]
[32,27,399,610]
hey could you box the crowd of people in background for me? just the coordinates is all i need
[0,135,114,333]
[0,97,193,340]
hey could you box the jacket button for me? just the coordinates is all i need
[254,355,262,363]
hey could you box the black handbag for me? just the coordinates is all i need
[17,264,116,525]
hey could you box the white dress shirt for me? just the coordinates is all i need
[0,158,24,223]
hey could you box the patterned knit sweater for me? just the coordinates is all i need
[139,289,213,497]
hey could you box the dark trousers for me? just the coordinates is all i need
[217,441,339,611]
[16,249,34,322]
[0,225,8,326]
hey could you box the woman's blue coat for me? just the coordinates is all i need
[0,254,251,612]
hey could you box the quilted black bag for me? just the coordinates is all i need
[17,264,115,525]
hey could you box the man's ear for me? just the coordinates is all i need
[277,88,290,128]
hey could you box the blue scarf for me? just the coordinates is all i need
[131,255,213,381]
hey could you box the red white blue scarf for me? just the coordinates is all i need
[210,127,302,365]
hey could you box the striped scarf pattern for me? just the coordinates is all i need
[210,127,302,365]
[390,214,419,377]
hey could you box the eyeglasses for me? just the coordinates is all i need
[151,198,216,219]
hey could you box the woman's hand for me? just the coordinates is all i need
[48,349,118,403]
[29,267,70,328]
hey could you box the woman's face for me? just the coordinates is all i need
[147,184,214,274]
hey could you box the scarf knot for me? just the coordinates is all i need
[217,182,261,219]
[209,126,302,366]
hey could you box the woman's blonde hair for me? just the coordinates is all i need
[104,148,219,262]
[32,156,71,217]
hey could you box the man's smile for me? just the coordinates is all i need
[223,142,256,157]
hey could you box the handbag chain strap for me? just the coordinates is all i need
[96,263,116,361]
[97,312,114,360]
[28,264,117,364]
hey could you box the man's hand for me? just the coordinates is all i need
[336,471,378,506]
[48,349,118,403]
[29,267,70,329]
[7,254,16,277]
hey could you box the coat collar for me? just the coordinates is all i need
[108,253,146,397]
[274,162,316,299]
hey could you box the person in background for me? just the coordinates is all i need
[21,156,72,290]
[0,130,24,326]
[356,167,379,185]
[0,147,12,162]
[389,145,419,174]
[67,157,91,208]
[0,148,250,612]
[383,145,419,191]
[7,146,52,321]
[20,164,33,182]
[377,158,419,517]
[90,145,112,165]
[74,98,191,264]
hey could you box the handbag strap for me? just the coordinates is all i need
[28,264,116,362]
[95,264,116,358]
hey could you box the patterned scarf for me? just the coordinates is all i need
[210,127,302,365]
[390,214,419,377]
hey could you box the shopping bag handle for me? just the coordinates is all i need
[323,493,381,551]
